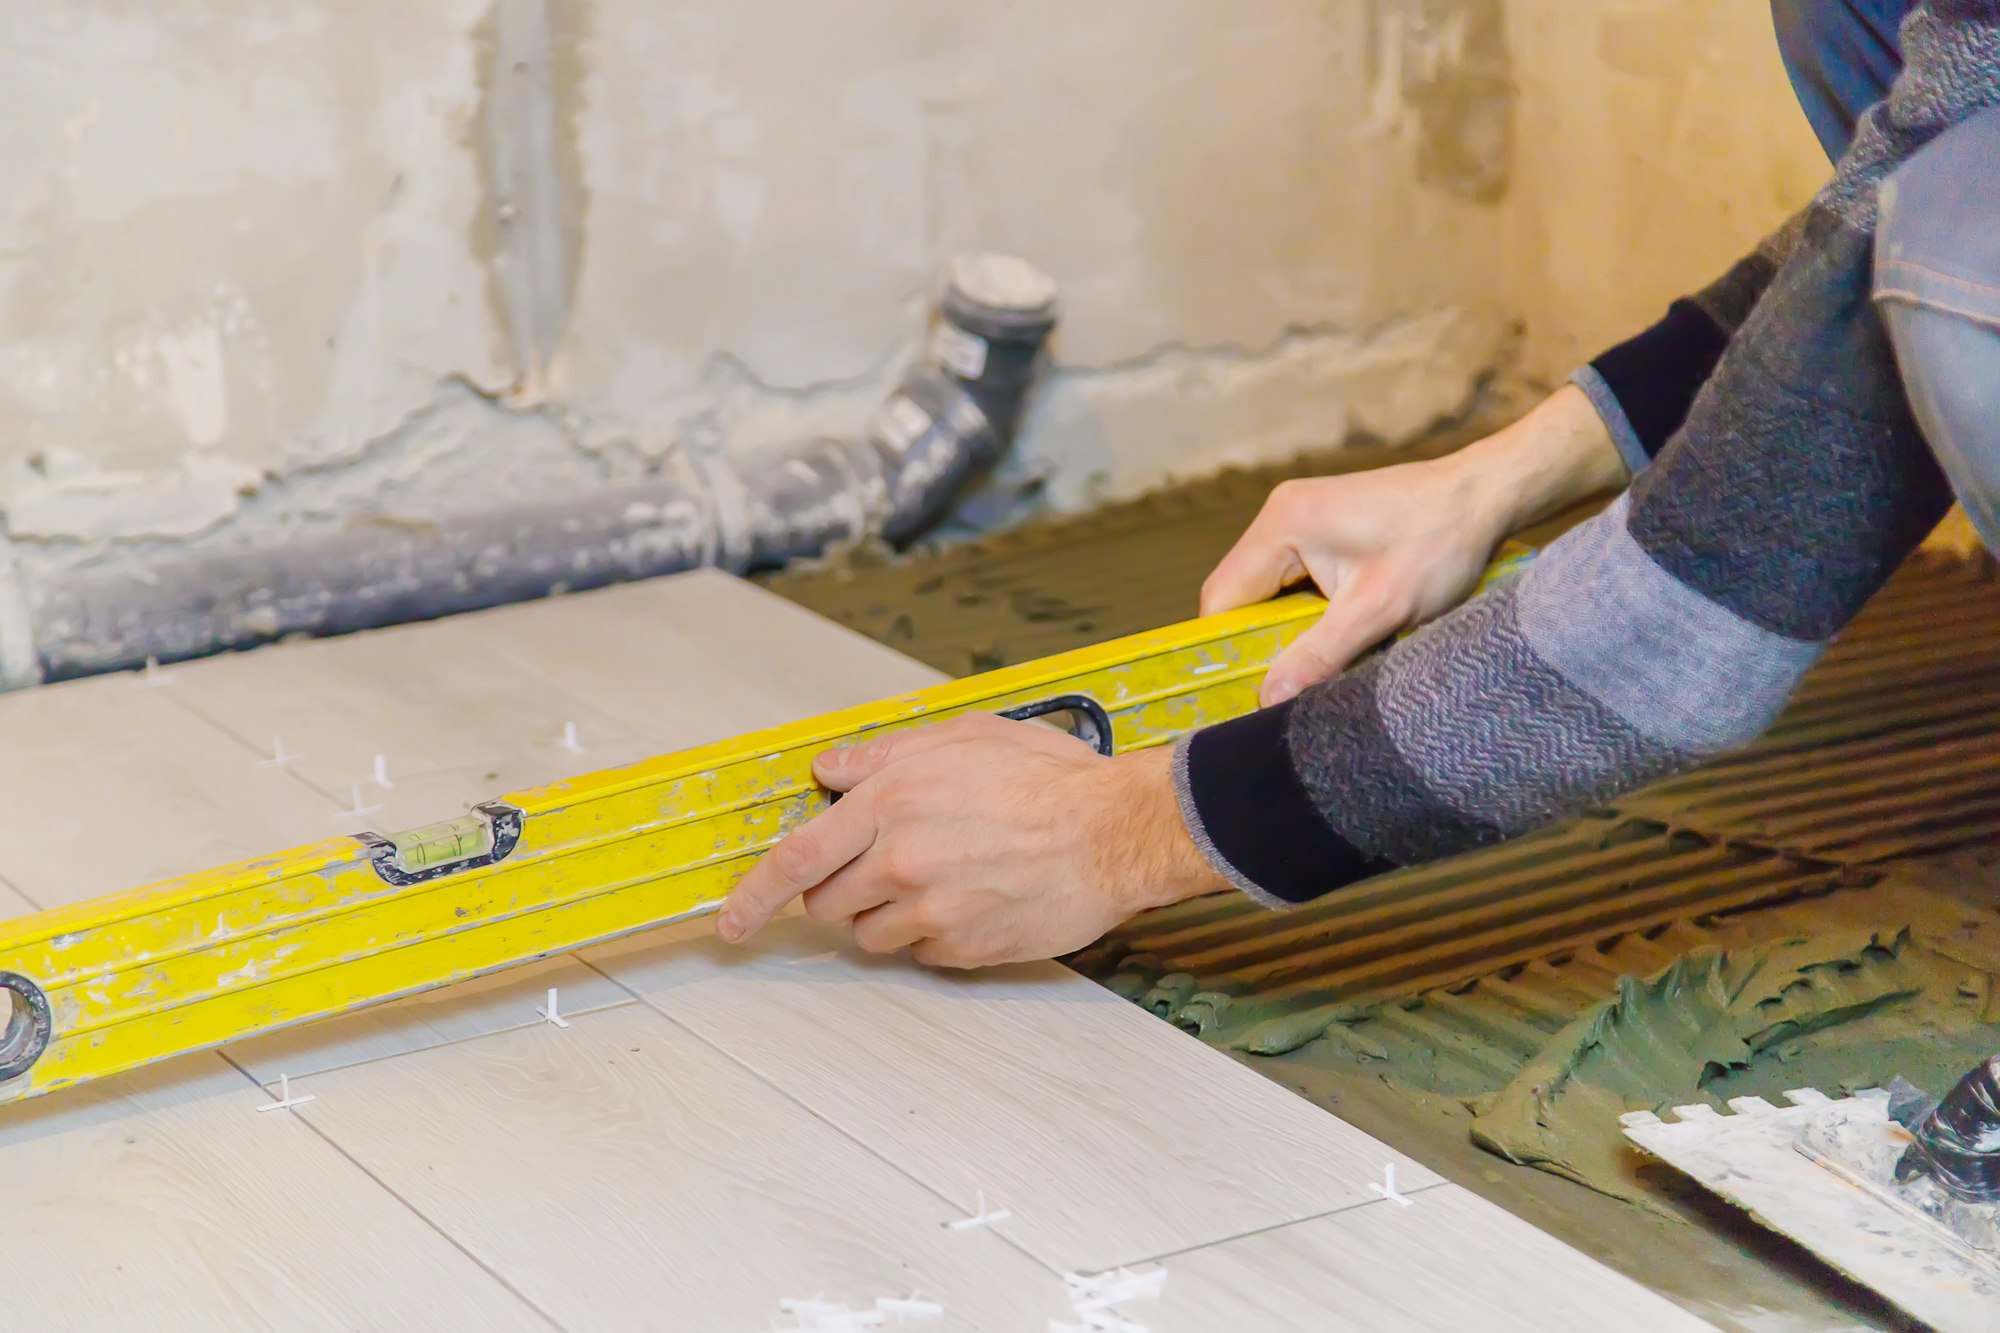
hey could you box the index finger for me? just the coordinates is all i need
[718,790,878,942]
[1200,509,1305,617]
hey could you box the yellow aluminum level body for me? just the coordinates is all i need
[0,594,1334,1103]
[0,544,1533,1104]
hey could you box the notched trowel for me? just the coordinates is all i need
[1620,1058,2000,1333]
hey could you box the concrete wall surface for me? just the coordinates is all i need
[1501,0,1828,381]
[0,0,1826,597]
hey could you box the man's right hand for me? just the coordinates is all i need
[1201,384,1628,707]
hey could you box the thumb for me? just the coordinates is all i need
[1259,588,1403,706]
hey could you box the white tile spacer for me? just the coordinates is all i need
[777,1297,843,1318]
[258,736,302,768]
[370,753,395,790]
[777,1295,889,1329]
[536,986,570,1028]
[1369,1161,1414,1207]
[1057,1267,1165,1331]
[335,785,382,821]
[1068,1267,1167,1308]
[874,1293,944,1323]
[255,1073,316,1113]
[559,721,584,755]
[135,656,170,688]
[947,1190,1012,1230]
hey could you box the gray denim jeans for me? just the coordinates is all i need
[1772,1,2000,552]
[1876,105,2000,552]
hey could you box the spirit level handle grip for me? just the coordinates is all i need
[0,972,51,1082]
[1000,693,1114,756]
[823,692,1114,810]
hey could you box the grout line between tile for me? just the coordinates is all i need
[1,865,48,913]
[569,952,1073,1282]
[571,950,1477,1281]
[150,682,359,813]
[224,984,637,1083]
[1098,1179,1455,1272]
[214,1047,573,1333]
[156,649,673,829]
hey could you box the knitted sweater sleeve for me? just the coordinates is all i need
[1570,212,1806,475]
[1175,1,1996,907]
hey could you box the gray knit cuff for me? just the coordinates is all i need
[1569,364,1651,478]
[1169,735,1289,910]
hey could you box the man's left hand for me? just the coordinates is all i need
[715,714,1227,968]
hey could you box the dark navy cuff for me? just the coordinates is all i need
[1588,299,1731,461]
[1172,700,1397,907]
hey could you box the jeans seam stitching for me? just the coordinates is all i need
[1876,285,2000,330]
[1879,258,2000,299]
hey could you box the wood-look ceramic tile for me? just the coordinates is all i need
[293,1001,1068,1330]
[0,675,336,907]
[459,570,946,739]
[224,953,632,1085]
[588,914,1447,1273]
[321,736,667,837]
[161,613,638,797]
[0,1053,550,1331]
[1137,1184,1712,1331]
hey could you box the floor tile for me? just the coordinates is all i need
[0,676,336,907]
[0,1053,549,1331]
[292,1002,1067,1330]
[1139,1183,1711,1331]
[224,954,633,1084]
[589,914,1446,1273]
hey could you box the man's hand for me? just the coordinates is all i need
[1203,384,1627,706]
[716,714,1227,967]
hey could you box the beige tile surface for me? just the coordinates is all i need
[161,613,640,798]
[0,875,41,918]
[326,742,666,835]
[458,570,946,737]
[0,1053,549,1332]
[1138,1184,1712,1331]
[0,675,336,907]
[224,953,633,1085]
[292,1001,1065,1331]
[589,913,1446,1273]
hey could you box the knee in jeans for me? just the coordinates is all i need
[1874,104,2000,303]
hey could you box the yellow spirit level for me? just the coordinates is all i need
[0,595,1329,1102]
[0,543,1537,1104]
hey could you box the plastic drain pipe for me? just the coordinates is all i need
[5,255,1059,687]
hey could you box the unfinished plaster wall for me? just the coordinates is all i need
[0,0,1836,619]
[1501,1,1831,382]
[0,0,1514,601]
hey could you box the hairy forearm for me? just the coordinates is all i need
[1445,384,1630,540]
